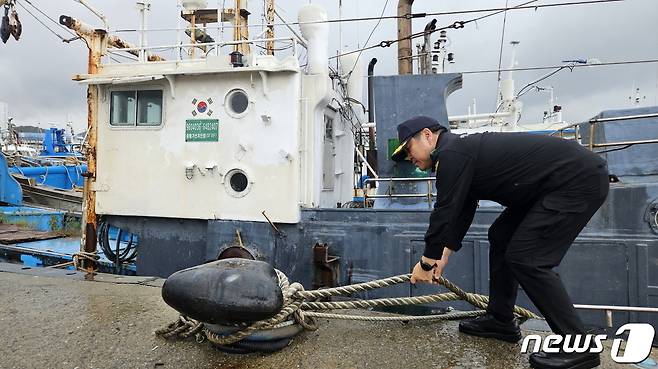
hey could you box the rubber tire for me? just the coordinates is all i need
[211,337,292,354]
[205,323,302,342]
[234,337,292,352]
[211,343,254,355]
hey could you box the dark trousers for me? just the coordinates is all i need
[486,166,609,335]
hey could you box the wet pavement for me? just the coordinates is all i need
[0,262,651,369]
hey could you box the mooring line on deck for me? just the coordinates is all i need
[156,269,541,349]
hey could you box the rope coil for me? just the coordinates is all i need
[157,269,541,348]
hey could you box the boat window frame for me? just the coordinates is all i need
[224,88,251,119]
[224,167,253,198]
[107,85,166,130]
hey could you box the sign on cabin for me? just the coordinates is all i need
[185,119,219,142]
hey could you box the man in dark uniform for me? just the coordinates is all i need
[394,116,609,369]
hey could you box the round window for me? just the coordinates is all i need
[225,169,251,197]
[225,89,249,117]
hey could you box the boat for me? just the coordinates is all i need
[0,118,137,271]
[0,0,651,340]
[4,127,86,212]
[11,174,82,213]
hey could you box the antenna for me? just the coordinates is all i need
[508,40,520,80]
[338,0,343,55]
[136,1,151,62]
[494,40,520,124]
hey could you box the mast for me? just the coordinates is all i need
[265,0,274,55]
[233,0,249,54]
[397,0,414,75]
[338,0,342,55]
[82,28,104,275]
[136,1,150,62]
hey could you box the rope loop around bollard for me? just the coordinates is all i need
[156,270,542,350]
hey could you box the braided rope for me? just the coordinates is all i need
[155,315,204,340]
[295,274,410,299]
[158,269,541,347]
[298,274,539,320]
[301,292,463,310]
[72,251,100,272]
[305,310,486,322]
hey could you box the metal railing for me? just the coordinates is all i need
[363,177,436,208]
[106,36,299,63]
[551,112,658,153]
[573,304,658,328]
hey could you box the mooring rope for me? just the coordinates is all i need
[303,310,485,321]
[156,270,542,347]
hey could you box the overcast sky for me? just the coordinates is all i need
[0,0,656,133]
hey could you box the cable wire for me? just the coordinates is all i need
[496,0,512,84]
[111,0,625,33]
[516,64,573,98]
[345,0,390,82]
[457,59,658,75]
[15,1,70,42]
[329,0,539,60]
[22,0,77,37]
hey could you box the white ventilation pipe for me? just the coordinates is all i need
[298,4,328,75]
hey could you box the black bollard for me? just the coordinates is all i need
[162,258,284,325]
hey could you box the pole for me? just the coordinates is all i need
[397,0,414,75]
[366,58,378,181]
[190,13,196,59]
[80,29,105,276]
[367,58,377,149]
[338,0,342,55]
[265,0,274,55]
[233,0,241,52]
[137,1,150,62]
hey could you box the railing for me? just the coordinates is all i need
[105,36,299,63]
[363,113,658,207]
[551,112,658,153]
[363,177,436,208]
[573,304,658,328]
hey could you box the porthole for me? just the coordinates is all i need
[225,168,251,197]
[225,89,249,117]
[230,172,248,192]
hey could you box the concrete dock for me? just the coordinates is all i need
[0,262,651,369]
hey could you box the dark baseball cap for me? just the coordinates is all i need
[391,116,446,161]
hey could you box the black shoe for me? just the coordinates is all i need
[529,352,600,369]
[458,313,522,343]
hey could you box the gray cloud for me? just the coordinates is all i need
[0,0,656,132]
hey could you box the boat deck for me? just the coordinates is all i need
[0,262,652,369]
[0,224,61,244]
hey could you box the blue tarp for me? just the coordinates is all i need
[580,106,658,177]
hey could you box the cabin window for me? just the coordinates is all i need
[110,91,136,126]
[225,89,249,117]
[110,90,163,126]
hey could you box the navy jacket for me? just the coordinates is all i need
[424,131,606,259]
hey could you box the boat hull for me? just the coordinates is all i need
[104,179,658,334]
